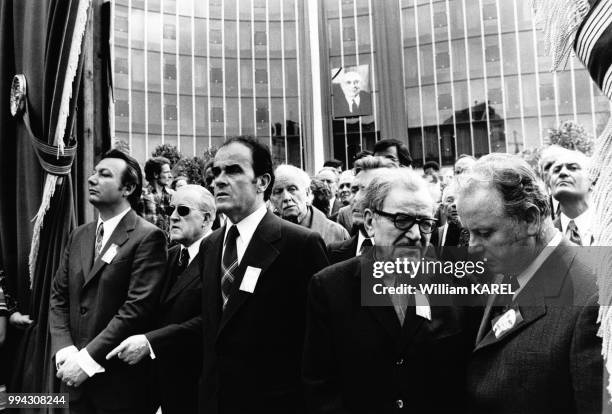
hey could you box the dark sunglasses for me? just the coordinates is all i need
[374,210,437,234]
[165,205,191,217]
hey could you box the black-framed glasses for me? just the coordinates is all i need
[165,205,191,217]
[374,210,437,234]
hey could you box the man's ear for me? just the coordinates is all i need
[121,183,136,199]
[257,173,271,194]
[363,208,375,238]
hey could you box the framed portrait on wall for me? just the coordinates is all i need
[331,64,372,118]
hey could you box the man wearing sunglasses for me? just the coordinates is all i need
[304,168,474,413]
[106,184,215,414]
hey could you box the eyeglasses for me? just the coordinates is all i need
[374,210,437,234]
[165,205,191,217]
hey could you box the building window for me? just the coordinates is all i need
[488,88,502,105]
[482,3,496,20]
[343,26,355,42]
[438,94,452,110]
[485,45,499,62]
[164,105,177,120]
[115,57,128,74]
[116,100,129,117]
[164,64,176,80]
[436,52,450,69]
[254,0,265,8]
[434,12,447,28]
[254,31,266,46]
[211,107,224,123]
[211,68,223,84]
[256,105,268,123]
[210,30,222,44]
[255,69,267,84]
[540,84,554,101]
[116,16,128,33]
[163,24,176,40]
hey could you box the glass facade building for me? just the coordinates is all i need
[112,0,611,169]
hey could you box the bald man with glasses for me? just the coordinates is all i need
[107,185,216,414]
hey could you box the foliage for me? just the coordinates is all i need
[174,156,207,186]
[519,147,541,172]
[151,144,182,167]
[113,139,130,154]
[546,120,594,156]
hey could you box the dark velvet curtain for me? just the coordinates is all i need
[0,0,92,407]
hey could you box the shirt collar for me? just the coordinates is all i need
[514,230,563,297]
[224,204,268,246]
[559,208,592,235]
[96,206,131,232]
[182,229,212,265]
[356,231,374,256]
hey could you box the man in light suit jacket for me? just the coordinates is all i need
[49,149,167,414]
[457,153,602,414]
[271,164,348,246]
[304,168,476,413]
[199,136,329,414]
[106,185,215,414]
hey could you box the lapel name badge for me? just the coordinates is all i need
[414,290,431,321]
[101,244,119,264]
[492,308,517,338]
[239,266,262,293]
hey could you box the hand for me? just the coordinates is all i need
[9,312,33,329]
[105,335,150,365]
[55,346,78,370]
[56,355,89,388]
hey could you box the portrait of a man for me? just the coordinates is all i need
[332,65,373,118]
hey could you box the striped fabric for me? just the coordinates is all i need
[574,0,612,100]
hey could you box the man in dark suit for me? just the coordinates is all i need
[106,184,215,414]
[327,156,396,264]
[49,149,167,414]
[200,136,329,414]
[304,168,475,413]
[332,71,372,118]
[456,153,602,413]
[549,150,593,246]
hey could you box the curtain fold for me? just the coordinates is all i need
[0,2,92,409]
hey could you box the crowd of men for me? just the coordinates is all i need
[0,136,603,414]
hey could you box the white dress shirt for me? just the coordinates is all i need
[96,207,132,252]
[559,208,593,246]
[224,204,268,264]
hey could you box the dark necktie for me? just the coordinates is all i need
[566,220,583,246]
[359,238,373,255]
[350,98,356,113]
[177,247,190,276]
[221,226,240,308]
[94,222,104,259]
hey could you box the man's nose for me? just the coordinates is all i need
[282,189,292,201]
[88,174,97,185]
[403,223,422,243]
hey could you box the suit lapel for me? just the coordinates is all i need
[160,247,181,301]
[217,212,281,336]
[80,222,98,276]
[203,229,224,332]
[165,253,201,302]
[474,243,573,351]
[475,274,503,345]
[83,210,136,287]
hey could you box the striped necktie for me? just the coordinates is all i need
[94,222,104,259]
[221,226,240,308]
